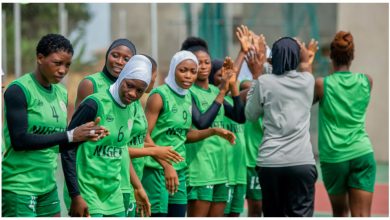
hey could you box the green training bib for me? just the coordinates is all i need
[144,84,192,171]
[223,96,246,185]
[186,84,228,186]
[245,117,263,168]
[76,90,134,215]
[318,72,373,163]
[3,73,67,195]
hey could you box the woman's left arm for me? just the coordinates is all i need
[245,79,263,121]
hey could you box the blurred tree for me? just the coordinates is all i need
[2,3,91,74]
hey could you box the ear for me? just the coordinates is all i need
[37,53,45,65]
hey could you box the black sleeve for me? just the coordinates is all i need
[223,96,246,123]
[191,96,222,129]
[4,84,68,151]
[60,99,98,198]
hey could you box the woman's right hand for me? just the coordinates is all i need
[72,117,109,142]
[224,57,238,87]
[218,61,234,95]
[254,33,267,62]
[306,39,319,64]
[163,164,179,195]
[246,34,267,79]
[218,57,234,93]
[236,25,252,53]
[245,47,263,79]
[152,146,184,164]
[69,195,90,217]
[296,38,318,73]
[296,38,318,64]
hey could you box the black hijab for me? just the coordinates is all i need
[102,38,137,80]
[271,37,300,75]
[209,59,223,85]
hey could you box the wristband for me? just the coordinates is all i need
[67,129,75,143]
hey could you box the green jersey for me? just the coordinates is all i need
[128,100,148,178]
[84,71,137,193]
[319,72,373,163]
[245,117,263,168]
[122,100,148,203]
[186,84,228,186]
[223,96,246,185]
[85,71,114,93]
[76,90,134,215]
[144,84,192,170]
[2,73,67,195]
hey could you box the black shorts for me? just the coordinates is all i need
[256,165,317,217]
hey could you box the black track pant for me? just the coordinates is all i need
[256,165,317,217]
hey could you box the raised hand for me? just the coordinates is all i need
[249,32,267,75]
[256,34,267,62]
[295,38,318,73]
[213,127,236,145]
[306,39,319,64]
[245,47,264,79]
[296,38,318,64]
[219,57,234,93]
[222,56,239,89]
[236,25,252,53]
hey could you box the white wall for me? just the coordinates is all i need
[338,3,389,162]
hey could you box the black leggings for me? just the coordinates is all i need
[151,204,187,217]
[256,165,317,217]
[168,204,187,217]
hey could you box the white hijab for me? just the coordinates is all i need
[109,55,152,107]
[164,51,198,96]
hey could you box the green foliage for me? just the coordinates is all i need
[2,3,91,74]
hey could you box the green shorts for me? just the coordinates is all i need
[320,152,376,195]
[90,211,125,217]
[246,166,262,200]
[123,193,136,217]
[224,184,246,214]
[141,167,187,214]
[187,183,229,202]
[2,187,60,217]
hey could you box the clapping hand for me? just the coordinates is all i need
[236,25,252,53]
[219,57,234,93]
[73,117,109,142]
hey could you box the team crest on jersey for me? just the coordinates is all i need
[172,104,178,113]
[36,99,44,106]
[59,101,67,112]
[106,115,114,122]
